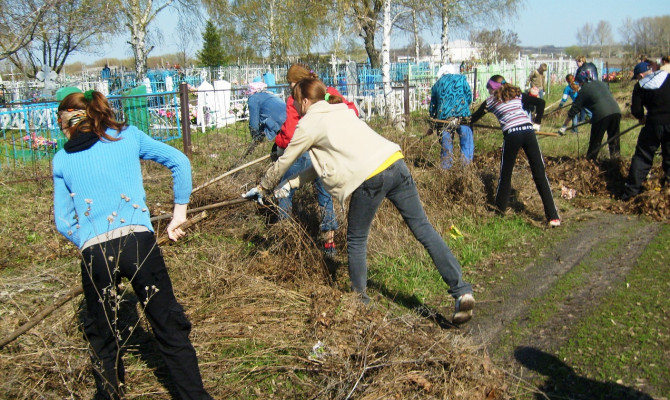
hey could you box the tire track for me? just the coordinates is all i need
[466,212,661,353]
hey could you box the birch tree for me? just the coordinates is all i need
[379,0,414,123]
[435,0,521,65]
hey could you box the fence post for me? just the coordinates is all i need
[179,82,192,158]
[473,68,478,102]
[403,75,410,118]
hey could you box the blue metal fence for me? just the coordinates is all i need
[1,90,182,171]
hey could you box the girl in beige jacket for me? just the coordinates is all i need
[245,78,475,324]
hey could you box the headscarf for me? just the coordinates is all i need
[246,81,267,95]
[59,109,88,128]
[486,79,503,91]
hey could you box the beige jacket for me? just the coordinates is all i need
[260,101,401,206]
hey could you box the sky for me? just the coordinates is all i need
[68,0,670,65]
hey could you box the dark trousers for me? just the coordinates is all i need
[80,232,211,400]
[496,129,559,221]
[521,93,545,124]
[587,113,621,160]
[624,123,670,196]
[347,160,472,303]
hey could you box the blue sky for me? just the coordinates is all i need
[503,0,669,47]
[70,0,669,64]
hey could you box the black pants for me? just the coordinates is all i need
[496,128,559,221]
[624,123,670,197]
[587,113,621,160]
[521,93,545,124]
[80,232,211,400]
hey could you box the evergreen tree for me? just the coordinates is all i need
[198,20,225,67]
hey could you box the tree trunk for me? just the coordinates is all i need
[131,28,149,81]
[362,21,380,68]
[440,0,450,64]
[381,0,394,119]
[413,10,420,61]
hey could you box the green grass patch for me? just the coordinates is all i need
[557,224,670,397]
[368,214,543,306]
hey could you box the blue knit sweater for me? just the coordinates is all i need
[53,125,192,248]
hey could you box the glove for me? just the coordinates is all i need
[250,129,264,143]
[558,126,567,136]
[274,181,291,199]
[242,186,264,205]
[270,142,279,162]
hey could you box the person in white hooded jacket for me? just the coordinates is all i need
[244,78,475,324]
[622,62,670,200]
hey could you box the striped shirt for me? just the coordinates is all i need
[485,96,532,132]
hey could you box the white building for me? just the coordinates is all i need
[428,40,480,63]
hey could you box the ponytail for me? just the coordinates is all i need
[58,90,125,141]
[292,78,343,106]
[488,75,521,102]
[286,63,319,83]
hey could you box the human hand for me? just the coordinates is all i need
[242,186,264,205]
[166,203,188,241]
[274,181,291,199]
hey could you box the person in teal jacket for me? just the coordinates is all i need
[53,90,212,400]
[428,66,474,169]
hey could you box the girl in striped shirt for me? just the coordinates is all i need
[471,75,560,227]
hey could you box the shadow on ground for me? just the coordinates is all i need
[515,346,654,400]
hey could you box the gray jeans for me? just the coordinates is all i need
[347,159,472,302]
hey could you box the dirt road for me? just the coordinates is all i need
[466,211,663,399]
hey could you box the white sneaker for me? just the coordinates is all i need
[548,219,561,227]
[453,293,475,324]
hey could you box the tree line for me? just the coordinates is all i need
[570,15,670,59]
[0,0,521,79]
[1,0,668,81]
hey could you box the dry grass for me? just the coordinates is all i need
[3,116,665,399]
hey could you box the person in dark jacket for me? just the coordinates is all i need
[560,71,621,160]
[621,62,670,200]
[575,56,599,81]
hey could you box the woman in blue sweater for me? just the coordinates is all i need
[53,90,211,400]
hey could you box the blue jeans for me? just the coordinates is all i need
[278,152,338,232]
[572,108,592,132]
[440,125,474,169]
[347,159,471,302]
